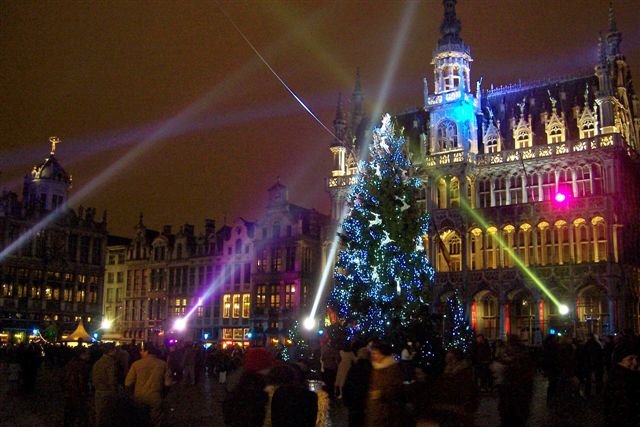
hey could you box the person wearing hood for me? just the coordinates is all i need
[365,341,405,427]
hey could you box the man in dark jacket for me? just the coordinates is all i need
[343,347,372,427]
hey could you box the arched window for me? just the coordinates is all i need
[486,227,498,269]
[450,177,460,208]
[485,135,499,153]
[437,178,447,209]
[515,128,531,149]
[443,65,460,91]
[592,217,608,262]
[235,239,242,254]
[436,120,458,151]
[548,123,564,144]
[581,119,596,139]
[502,225,516,267]
[555,220,571,264]
[518,224,533,266]
[469,228,483,270]
[574,218,590,263]
[536,222,552,265]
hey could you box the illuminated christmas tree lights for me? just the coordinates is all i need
[328,114,435,344]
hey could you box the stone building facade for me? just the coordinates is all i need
[327,1,640,343]
[0,139,108,342]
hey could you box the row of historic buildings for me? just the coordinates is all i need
[2,0,639,346]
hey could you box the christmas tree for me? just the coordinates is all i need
[443,294,474,353]
[328,114,435,345]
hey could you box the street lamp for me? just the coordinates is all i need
[303,317,316,331]
[101,318,113,330]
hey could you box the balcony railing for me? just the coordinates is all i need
[425,134,625,168]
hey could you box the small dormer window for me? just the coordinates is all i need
[485,135,498,153]
[515,128,531,149]
[549,123,564,144]
[581,120,596,139]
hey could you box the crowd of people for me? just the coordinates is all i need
[0,329,638,427]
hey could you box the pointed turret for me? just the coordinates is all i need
[438,0,462,47]
[606,2,621,58]
[350,68,364,131]
[333,93,347,144]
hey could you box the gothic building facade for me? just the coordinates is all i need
[0,138,108,342]
[327,1,640,343]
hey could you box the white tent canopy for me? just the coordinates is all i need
[64,318,91,342]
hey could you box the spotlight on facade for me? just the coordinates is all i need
[173,317,187,331]
[303,317,316,330]
[554,192,567,204]
[101,318,113,330]
[559,305,570,315]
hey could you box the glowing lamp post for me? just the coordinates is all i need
[303,317,316,331]
[173,317,187,332]
[101,318,113,330]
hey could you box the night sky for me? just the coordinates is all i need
[1,1,639,237]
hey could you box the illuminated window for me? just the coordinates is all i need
[284,284,295,309]
[223,328,233,339]
[223,294,231,318]
[256,285,266,308]
[592,217,608,262]
[515,128,531,149]
[485,135,498,153]
[242,294,250,318]
[502,225,516,268]
[449,177,460,208]
[232,294,240,318]
[269,284,280,309]
[486,228,498,269]
[575,165,591,197]
[574,219,590,263]
[469,228,483,270]
[548,123,564,144]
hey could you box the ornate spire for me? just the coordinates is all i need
[438,0,462,47]
[333,93,347,144]
[608,1,617,33]
[606,1,622,57]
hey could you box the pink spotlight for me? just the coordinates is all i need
[554,192,566,203]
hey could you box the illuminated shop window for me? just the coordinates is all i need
[242,294,250,318]
[223,294,231,318]
[232,294,240,318]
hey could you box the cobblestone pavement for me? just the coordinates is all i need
[1,365,606,427]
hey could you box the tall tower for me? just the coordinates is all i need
[326,71,367,222]
[425,0,479,155]
[22,136,72,213]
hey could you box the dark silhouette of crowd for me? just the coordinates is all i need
[1,328,638,427]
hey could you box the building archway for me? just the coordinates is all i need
[576,284,610,338]
[509,289,537,345]
[471,289,499,340]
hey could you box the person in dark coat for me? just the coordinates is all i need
[365,341,405,427]
[223,371,269,427]
[63,347,91,427]
[343,347,372,427]
[425,348,479,427]
[269,364,318,427]
[604,348,640,426]
[496,335,534,427]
